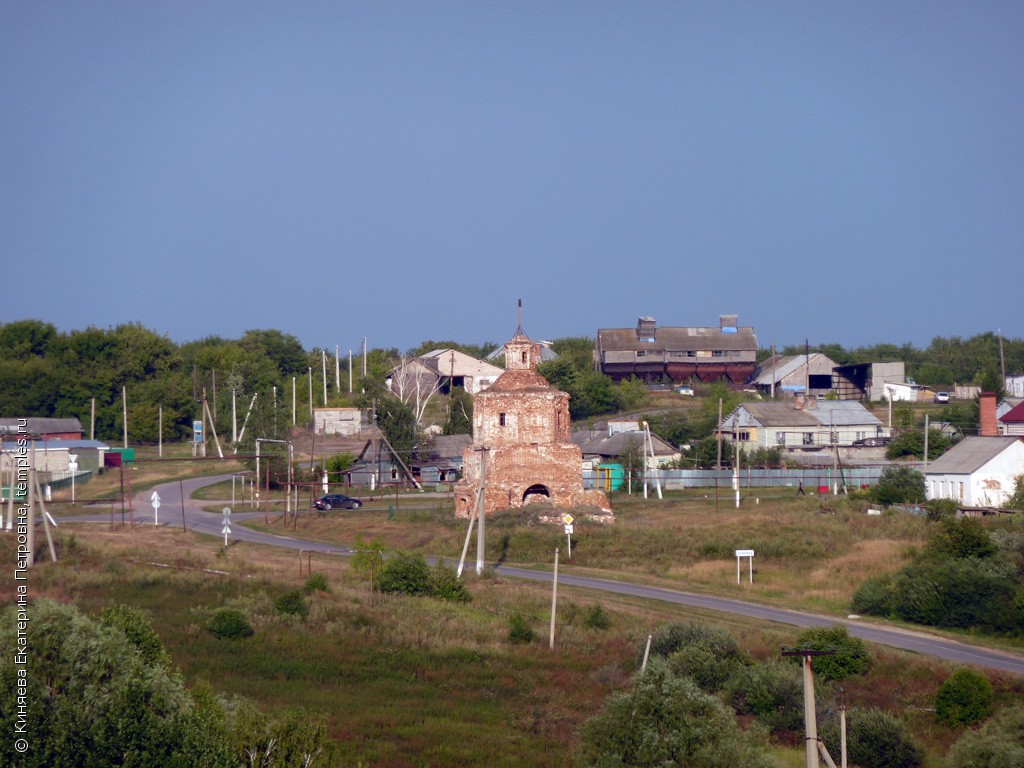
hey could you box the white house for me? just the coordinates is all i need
[387,349,504,397]
[720,398,887,450]
[924,436,1024,507]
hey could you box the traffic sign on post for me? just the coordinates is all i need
[222,507,232,546]
[151,491,161,525]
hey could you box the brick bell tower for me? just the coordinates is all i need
[454,306,611,518]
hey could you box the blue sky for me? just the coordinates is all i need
[2,2,1021,355]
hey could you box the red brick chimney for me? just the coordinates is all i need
[980,392,998,436]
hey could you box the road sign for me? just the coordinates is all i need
[563,514,574,525]
[564,524,574,535]
[193,420,204,443]
[151,491,161,525]
[735,549,754,557]
[222,507,231,546]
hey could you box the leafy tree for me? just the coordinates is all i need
[658,623,748,693]
[819,708,923,768]
[886,429,955,460]
[1006,475,1024,511]
[442,387,473,435]
[576,658,777,768]
[872,466,925,505]
[548,336,596,370]
[617,436,645,486]
[615,376,648,411]
[935,668,993,726]
[925,517,998,561]
[239,329,309,375]
[727,660,804,735]
[98,604,173,668]
[792,625,871,681]
[375,396,418,471]
[405,339,498,360]
[430,561,472,603]
[974,364,1006,401]
[642,410,691,447]
[0,319,57,359]
[946,703,1024,768]
[0,600,236,767]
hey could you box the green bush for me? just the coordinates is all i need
[576,659,777,768]
[274,590,309,619]
[208,608,254,640]
[872,466,925,505]
[99,604,172,668]
[793,625,871,681]
[946,703,1024,767]
[727,660,804,735]
[377,552,432,596]
[924,499,958,521]
[851,574,894,617]
[303,572,331,593]
[508,613,536,644]
[582,604,610,630]
[935,668,993,726]
[924,517,998,561]
[819,707,923,768]
[430,561,472,603]
[651,622,747,693]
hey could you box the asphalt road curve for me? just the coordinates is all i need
[72,474,1024,676]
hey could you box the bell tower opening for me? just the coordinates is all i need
[522,484,551,504]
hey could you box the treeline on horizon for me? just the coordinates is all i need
[0,319,1019,445]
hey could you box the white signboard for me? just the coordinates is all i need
[735,549,755,585]
[151,491,161,525]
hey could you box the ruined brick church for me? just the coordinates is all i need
[454,325,611,519]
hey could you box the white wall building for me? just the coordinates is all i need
[924,436,1024,507]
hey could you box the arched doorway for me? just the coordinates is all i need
[522,484,551,505]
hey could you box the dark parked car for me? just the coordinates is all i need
[313,494,362,511]
[852,437,890,448]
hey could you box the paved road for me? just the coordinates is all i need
[67,474,1024,675]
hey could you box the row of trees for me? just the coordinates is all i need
[0,319,1017,451]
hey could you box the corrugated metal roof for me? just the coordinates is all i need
[1000,401,1024,424]
[925,436,1023,475]
[598,325,758,353]
[735,401,881,428]
[0,417,84,434]
[572,429,677,457]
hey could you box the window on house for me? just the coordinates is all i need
[499,413,506,426]
[521,352,527,364]
[738,431,750,441]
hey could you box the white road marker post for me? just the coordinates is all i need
[151,491,161,526]
[222,507,232,547]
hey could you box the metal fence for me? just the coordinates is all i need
[584,466,886,492]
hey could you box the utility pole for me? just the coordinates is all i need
[716,398,723,470]
[158,406,163,457]
[232,389,238,444]
[291,377,296,426]
[781,647,837,768]
[322,349,328,405]
[90,397,95,440]
[308,367,313,418]
[476,448,488,575]
[122,386,128,449]
[923,414,929,471]
[348,350,353,393]
[335,345,341,391]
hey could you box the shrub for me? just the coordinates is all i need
[208,608,254,640]
[872,466,925,505]
[654,623,747,693]
[935,668,993,726]
[377,552,432,596]
[946,703,1024,767]
[924,517,998,561]
[851,574,894,617]
[303,572,331,594]
[98,604,172,668]
[793,625,871,681]
[820,708,923,768]
[924,498,958,521]
[274,590,309,619]
[430,561,472,603]
[727,660,804,735]
[508,613,536,644]
[577,659,777,768]
[582,604,610,630]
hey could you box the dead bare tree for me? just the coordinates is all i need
[388,357,442,426]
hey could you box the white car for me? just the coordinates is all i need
[675,385,694,396]
[934,392,950,403]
